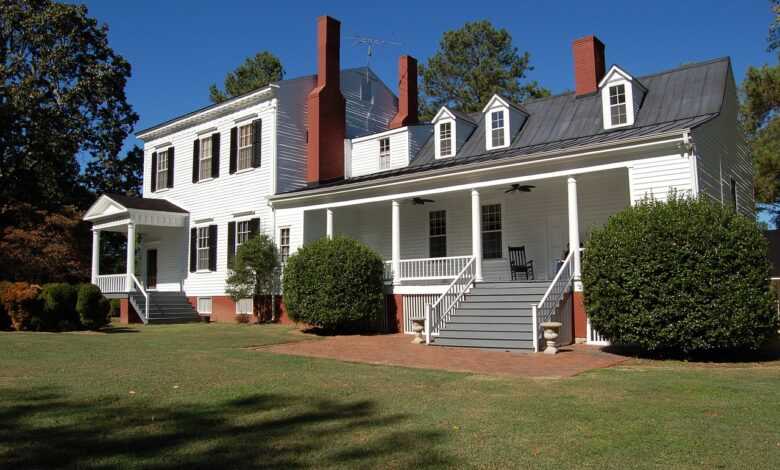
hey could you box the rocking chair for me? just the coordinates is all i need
[508,246,534,280]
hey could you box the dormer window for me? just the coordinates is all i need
[608,84,627,126]
[439,122,453,157]
[490,110,506,147]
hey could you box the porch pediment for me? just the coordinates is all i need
[84,194,188,230]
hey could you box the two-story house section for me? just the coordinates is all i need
[85,18,753,352]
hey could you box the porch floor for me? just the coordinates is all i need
[260,334,628,378]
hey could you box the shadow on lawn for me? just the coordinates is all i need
[0,386,450,469]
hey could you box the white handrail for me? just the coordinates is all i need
[424,256,476,343]
[531,249,578,352]
[383,256,472,282]
[129,274,149,322]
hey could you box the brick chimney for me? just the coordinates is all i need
[307,16,346,184]
[389,55,418,129]
[572,35,606,96]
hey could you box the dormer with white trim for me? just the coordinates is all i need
[599,65,647,130]
[482,95,528,151]
[432,107,477,159]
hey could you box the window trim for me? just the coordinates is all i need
[481,203,503,260]
[237,123,254,171]
[197,297,212,314]
[486,108,509,150]
[428,210,447,258]
[156,148,169,191]
[278,226,291,265]
[196,226,210,272]
[198,135,213,181]
[235,298,253,315]
[235,219,251,249]
[378,137,391,170]
[601,79,635,129]
[435,119,455,159]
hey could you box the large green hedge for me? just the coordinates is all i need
[583,195,777,354]
[39,283,80,331]
[282,236,385,331]
[76,284,111,330]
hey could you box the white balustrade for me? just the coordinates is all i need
[531,249,579,352]
[383,256,473,282]
[425,257,476,342]
[95,274,127,293]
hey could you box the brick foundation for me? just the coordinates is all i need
[119,298,143,324]
[186,295,295,325]
[385,294,403,333]
[573,291,586,340]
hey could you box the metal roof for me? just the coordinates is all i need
[105,193,188,213]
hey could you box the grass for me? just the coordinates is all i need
[1,322,779,469]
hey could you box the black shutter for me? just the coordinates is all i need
[192,139,200,183]
[189,228,197,273]
[249,218,260,237]
[167,147,175,188]
[227,221,236,268]
[229,126,238,174]
[211,132,220,178]
[252,119,262,168]
[208,224,218,271]
[151,152,158,192]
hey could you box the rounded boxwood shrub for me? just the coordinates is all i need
[39,283,81,331]
[583,195,778,354]
[76,283,111,330]
[282,236,385,331]
[0,282,42,331]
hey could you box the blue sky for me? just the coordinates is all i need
[77,0,777,224]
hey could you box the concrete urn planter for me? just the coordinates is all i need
[540,321,563,355]
[411,319,426,344]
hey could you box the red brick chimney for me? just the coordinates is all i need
[307,16,346,183]
[572,35,606,96]
[389,55,418,129]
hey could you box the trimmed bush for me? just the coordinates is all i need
[76,284,111,330]
[39,283,81,331]
[0,282,42,331]
[283,236,385,331]
[583,195,778,354]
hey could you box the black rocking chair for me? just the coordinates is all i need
[508,246,534,280]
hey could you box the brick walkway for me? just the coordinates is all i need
[261,334,629,378]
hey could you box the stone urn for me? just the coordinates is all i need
[411,319,426,344]
[540,321,563,355]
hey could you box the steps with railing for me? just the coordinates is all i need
[128,291,199,324]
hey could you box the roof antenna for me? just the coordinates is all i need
[347,35,402,71]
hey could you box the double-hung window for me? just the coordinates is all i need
[199,136,213,180]
[609,84,627,126]
[238,123,253,171]
[279,227,290,264]
[156,149,169,190]
[439,122,453,157]
[481,204,503,259]
[236,220,250,247]
[197,227,210,270]
[429,210,447,258]
[490,111,505,147]
[379,137,390,170]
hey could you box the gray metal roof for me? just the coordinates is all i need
[106,193,188,213]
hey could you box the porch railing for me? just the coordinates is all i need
[531,249,576,352]
[384,256,473,282]
[128,274,149,323]
[95,274,127,293]
[424,256,476,343]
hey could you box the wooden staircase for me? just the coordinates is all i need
[432,280,548,351]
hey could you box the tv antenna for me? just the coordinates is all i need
[347,35,402,70]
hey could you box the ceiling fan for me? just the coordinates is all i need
[411,197,435,205]
[505,184,535,194]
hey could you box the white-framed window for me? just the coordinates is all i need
[156,149,169,190]
[439,121,453,157]
[238,123,253,171]
[490,110,506,148]
[197,297,212,314]
[279,227,290,264]
[608,84,627,126]
[235,298,253,314]
[199,135,212,180]
[481,204,502,259]
[236,220,251,247]
[379,137,390,170]
[429,210,446,258]
[197,226,210,270]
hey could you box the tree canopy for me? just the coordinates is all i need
[209,52,285,103]
[419,20,549,120]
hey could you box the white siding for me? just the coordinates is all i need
[276,76,315,194]
[629,154,696,203]
[348,124,433,178]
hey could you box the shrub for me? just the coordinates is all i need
[226,233,279,320]
[583,194,778,355]
[39,283,81,331]
[0,282,42,331]
[283,236,385,331]
[76,284,111,330]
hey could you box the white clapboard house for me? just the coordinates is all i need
[84,16,753,351]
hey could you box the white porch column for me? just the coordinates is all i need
[325,208,334,238]
[91,229,100,284]
[391,200,401,285]
[125,222,136,292]
[471,189,483,282]
[567,177,582,287]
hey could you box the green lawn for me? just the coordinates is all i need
[1,323,779,469]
